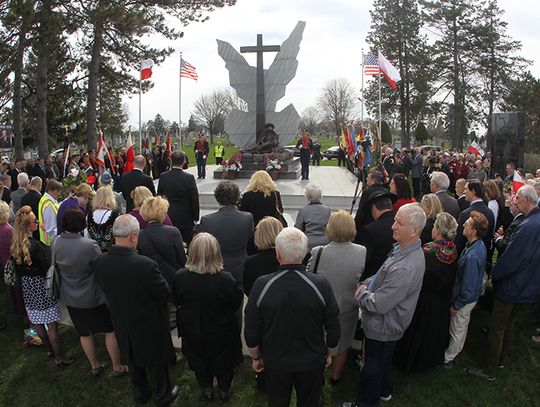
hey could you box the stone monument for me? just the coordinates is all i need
[214,21,306,179]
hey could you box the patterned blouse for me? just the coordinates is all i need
[87,209,119,252]
[423,239,458,264]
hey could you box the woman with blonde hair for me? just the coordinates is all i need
[87,186,119,252]
[307,210,366,385]
[173,233,243,401]
[420,193,443,244]
[395,212,458,372]
[243,216,284,296]
[11,206,74,366]
[128,186,173,229]
[239,170,284,227]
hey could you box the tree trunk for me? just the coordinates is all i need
[86,21,103,151]
[36,2,50,159]
[13,29,26,160]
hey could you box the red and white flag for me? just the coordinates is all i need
[139,59,154,80]
[467,141,485,157]
[123,130,135,174]
[96,130,116,175]
[512,170,525,193]
[378,50,401,90]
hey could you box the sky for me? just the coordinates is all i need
[123,0,540,131]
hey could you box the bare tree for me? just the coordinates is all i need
[192,89,230,142]
[317,78,357,138]
[299,106,321,135]
[223,87,248,112]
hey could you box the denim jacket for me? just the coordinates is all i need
[451,239,486,310]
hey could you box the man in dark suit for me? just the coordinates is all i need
[199,181,254,284]
[121,155,156,212]
[0,174,11,205]
[158,151,199,245]
[455,179,494,254]
[21,176,42,239]
[356,191,396,279]
[94,215,179,406]
[7,160,23,191]
[430,171,460,220]
[354,169,388,241]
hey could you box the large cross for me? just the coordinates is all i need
[240,34,280,142]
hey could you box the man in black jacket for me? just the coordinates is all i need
[244,227,340,407]
[121,155,156,212]
[354,169,388,240]
[356,191,396,279]
[94,215,178,406]
[158,151,199,245]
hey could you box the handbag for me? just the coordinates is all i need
[3,256,18,287]
[273,191,287,227]
[44,239,60,300]
[312,246,324,274]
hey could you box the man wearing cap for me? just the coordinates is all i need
[354,169,389,237]
[194,133,209,179]
[355,190,396,280]
[296,130,313,180]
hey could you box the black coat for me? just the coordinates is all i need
[198,206,254,283]
[435,191,460,220]
[121,169,156,212]
[239,190,283,227]
[455,200,495,254]
[1,186,10,205]
[21,189,42,240]
[137,222,186,288]
[356,210,395,279]
[394,248,457,373]
[354,184,389,239]
[94,245,175,367]
[457,196,469,213]
[243,248,280,296]
[173,268,243,372]
[157,168,199,237]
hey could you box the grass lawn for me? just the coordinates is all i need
[1,278,539,406]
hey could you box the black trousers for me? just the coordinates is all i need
[128,361,173,407]
[216,157,223,165]
[412,177,421,200]
[265,365,324,407]
[194,365,234,391]
[356,338,397,407]
[300,151,310,179]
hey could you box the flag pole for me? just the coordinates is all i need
[361,48,364,129]
[378,50,382,153]
[138,72,142,154]
[179,51,182,149]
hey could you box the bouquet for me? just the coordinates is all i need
[221,152,243,172]
[265,158,282,172]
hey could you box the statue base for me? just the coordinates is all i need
[213,151,301,180]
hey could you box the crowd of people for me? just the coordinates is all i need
[1,143,540,407]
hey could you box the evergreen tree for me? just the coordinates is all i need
[413,121,429,143]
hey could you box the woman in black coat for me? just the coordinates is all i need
[243,216,283,296]
[394,212,458,373]
[239,170,284,227]
[137,196,186,287]
[173,233,243,402]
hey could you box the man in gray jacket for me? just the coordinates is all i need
[343,203,426,407]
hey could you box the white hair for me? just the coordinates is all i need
[275,227,308,263]
[399,203,426,233]
[304,183,322,203]
[112,214,140,237]
[17,172,29,187]
[430,171,450,190]
[517,185,539,205]
[134,155,146,169]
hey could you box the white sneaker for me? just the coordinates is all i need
[380,394,392,402]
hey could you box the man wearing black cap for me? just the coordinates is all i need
[296,130,313,180]
[355,190,396,279]
[354,169,389,237]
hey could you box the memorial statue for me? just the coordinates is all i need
[242,123,280,154]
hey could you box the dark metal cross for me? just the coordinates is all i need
[240,34,280,142]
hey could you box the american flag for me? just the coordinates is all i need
[363,54,380,76]
[180,59,198,81]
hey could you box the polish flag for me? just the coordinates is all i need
[467,141,485,157]
[96,130,107,173]
[139,59,154,80]
[378,50,401,90]
[123,131,135,174]
[512,170,525,193]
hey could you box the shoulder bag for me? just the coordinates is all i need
[312,246,324,274]
[3,256,18,287]
[273,191,287,227]
[44,239,61,300]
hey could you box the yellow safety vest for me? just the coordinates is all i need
[38,195,59,246]
[214,145,224,158]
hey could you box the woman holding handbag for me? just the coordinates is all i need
[10,206,74,366]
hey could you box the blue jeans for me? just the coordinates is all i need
[356,338,397,407]
[196,154,206,178]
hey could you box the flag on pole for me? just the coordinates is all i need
[340,126,348,154]
[123,130,135,174]
[378,50,401,90]
[63,134,70,178]
[357,125,365,141]
[345,126,355,156]
[467,141,485,157]
[363,54,380,76]
[512,170,525,193]
[350,124,358,153]
[180,59,198,81]
[96,130,116,175]
[139,59,154,80]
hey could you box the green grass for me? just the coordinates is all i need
[1,279,539,406]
